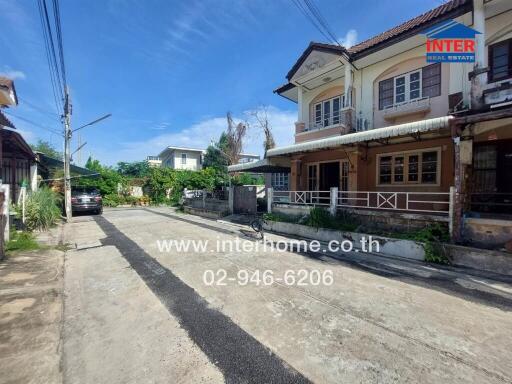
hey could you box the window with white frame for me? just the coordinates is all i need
[379,63,441,109]
[312,95,345,129]
[181,153,187,165]
[377,149,440,185]
[271,173,289,190]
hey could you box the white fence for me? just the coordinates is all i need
[271,188,453,216]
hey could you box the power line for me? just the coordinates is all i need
[3,111,63,136]
[290,0,341,46]
[37,0,63,114]
[291,0,334,44]
[52,0,67,88]
[41,0,64,94]
[303,0,339,44]
[17,96,61,120]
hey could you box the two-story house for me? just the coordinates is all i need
[229,0,512,246]
[159,146,205,171]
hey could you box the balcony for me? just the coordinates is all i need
[483,81,512,108]
[383,97,431,121]
[295,107,356,138]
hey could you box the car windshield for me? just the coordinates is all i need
[72,187,100,196]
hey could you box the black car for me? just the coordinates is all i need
[71,186,103,215]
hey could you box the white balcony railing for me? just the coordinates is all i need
[272,189,451,215]
[305,107,355,132]
[383,97,431,120]
[337,191,450,214]
[273,190,331,206]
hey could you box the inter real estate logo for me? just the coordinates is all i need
[423,20,481,63]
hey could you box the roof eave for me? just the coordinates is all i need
[286,42,348,81]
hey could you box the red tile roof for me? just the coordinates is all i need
[349,0,471,57]
[277,0,472,95]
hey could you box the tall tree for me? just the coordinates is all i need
[203,132,229,170]
[30,139,62,159]
[117,161,150,177]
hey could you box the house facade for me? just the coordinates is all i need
[146,155,162,168]
[229,0,512,247]
[0,77,37,202]
[159,146,205,171]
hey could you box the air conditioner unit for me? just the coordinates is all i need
[356,117,369,132]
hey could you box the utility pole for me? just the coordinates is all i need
[63,86,72,221]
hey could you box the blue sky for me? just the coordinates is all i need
[1,0,442,166]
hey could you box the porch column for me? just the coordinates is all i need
[30,163,38,191]
[291,159,302,190]
[344,63,352,108]
[452,134,473,242]
[470,0,486,110]
[329,187,338,216]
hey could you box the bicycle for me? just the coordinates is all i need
[250,215,268,234]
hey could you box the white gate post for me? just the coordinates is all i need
[267,187,273,213]
[330,187,338,216]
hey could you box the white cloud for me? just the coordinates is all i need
[338,29,358,48]
[0,66,26,80]
[98,105,296,165]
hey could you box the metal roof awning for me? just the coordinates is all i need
[267,116,452,157]
[228,158,291,173]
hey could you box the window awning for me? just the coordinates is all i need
[228,158,291,173]
[266,116,452,157]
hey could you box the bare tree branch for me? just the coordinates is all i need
[251,106,275,156]
[225,112,247,165]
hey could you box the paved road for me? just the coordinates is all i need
[62,207,512,384]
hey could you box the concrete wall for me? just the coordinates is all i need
[273,204,449,232]
[445,244,512,276]
[263,220,426,261]
[463,217,512,248]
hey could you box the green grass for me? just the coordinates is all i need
[6,231,42,252]
[263,212,300,223]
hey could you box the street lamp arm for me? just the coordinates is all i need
[72,113,112,133]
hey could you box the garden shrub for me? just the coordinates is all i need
[22,187,61,231]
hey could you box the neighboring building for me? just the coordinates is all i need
[0,77,38,202]
[159,146,205,171]
[238,153,260,164]
[229,0,512,247]
[146,155,162,168]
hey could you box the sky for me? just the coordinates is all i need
[1,0,444,166]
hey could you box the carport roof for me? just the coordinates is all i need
[228,158,291,173]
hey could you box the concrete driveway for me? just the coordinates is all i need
[61,207,512,384]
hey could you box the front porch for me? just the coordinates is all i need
[269,188,452,233]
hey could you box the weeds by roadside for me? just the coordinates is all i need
[6,231,42,252]
[263,207,450,264]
